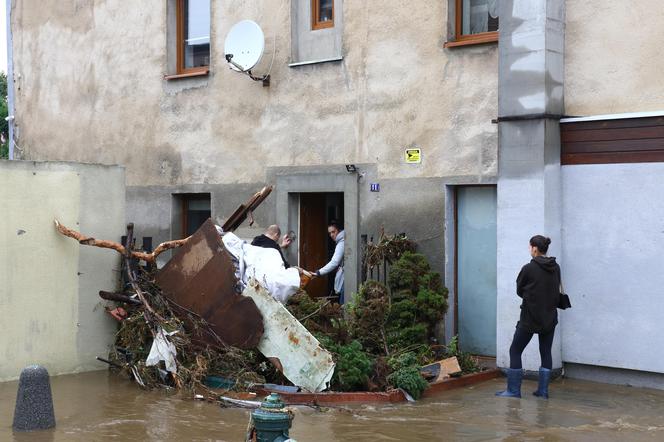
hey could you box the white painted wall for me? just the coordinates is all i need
[0,160,125,381]
[562,162,664,373]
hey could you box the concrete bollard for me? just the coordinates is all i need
[13,365,56,432]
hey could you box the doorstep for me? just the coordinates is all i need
[252,368,502,406]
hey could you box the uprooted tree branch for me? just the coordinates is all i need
[54,219,189,264]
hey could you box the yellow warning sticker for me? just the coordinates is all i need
[405,148,421,164]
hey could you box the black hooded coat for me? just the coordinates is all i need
[516,256,560,334]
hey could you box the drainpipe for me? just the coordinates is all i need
[6,0,15,160]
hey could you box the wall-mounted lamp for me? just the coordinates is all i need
[345,164,357,173]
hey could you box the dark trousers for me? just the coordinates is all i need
[509,326,555,369]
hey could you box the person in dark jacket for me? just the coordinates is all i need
[496,235,561,399]
[251,225,292,269]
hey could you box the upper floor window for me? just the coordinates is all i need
[312,0,334,30]
[446,0,499,48]
[177,0,210,74]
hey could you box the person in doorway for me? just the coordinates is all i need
[311,220,345,303]
[251,225,292,269]
[496,235,560,399]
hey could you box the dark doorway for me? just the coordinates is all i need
[299,192,344,298]
[178,193,211,238]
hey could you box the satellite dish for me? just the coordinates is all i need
[224,20,265,72]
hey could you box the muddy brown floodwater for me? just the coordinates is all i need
[2,370,664,441]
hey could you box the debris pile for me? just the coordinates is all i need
[283,244,482,399]
[109,267,264,391]
[55,187,481,401]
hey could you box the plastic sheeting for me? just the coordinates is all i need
[145,328,178,373]
[221,232,300,304]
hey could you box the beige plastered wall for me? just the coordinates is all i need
[0,160,125,382]
[565,0,664,116]
[10,0,498,187]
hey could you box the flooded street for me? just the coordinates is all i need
[1,370,664,441]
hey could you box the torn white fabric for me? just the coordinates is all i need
[222,232,300,304]
[145,328,178,374]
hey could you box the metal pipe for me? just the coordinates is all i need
[6,0,15,160]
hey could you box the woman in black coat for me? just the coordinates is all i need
[496,235,560,399]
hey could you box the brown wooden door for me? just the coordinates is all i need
[299,193,329,297]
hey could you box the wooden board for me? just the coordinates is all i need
[561,116,664,165]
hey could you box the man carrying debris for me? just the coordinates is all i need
[251,225,292,269]
[312,220,345,303]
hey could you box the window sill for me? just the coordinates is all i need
[288,56,343,68]
[164,69,210,80]
[312,22,334,31]
[444,32,499,48]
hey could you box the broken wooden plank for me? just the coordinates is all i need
[420,356,462,383]
[221,186,273,232]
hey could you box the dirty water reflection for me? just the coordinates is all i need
[1,370,664,441]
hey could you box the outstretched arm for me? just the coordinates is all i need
[317,241,344,276]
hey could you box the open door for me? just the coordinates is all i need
[298,192,344,298]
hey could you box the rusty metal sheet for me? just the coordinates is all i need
[243,279,335,392]
[155,219,264,349]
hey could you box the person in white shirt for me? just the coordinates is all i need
[312,220,345,303]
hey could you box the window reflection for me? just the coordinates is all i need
[319,0,333,23]
[184,0,210,68]
[462,0,499,35]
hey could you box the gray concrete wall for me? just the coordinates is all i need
[11,0,498,332]
[561,162,664,374]
[565,363,664,391]
[0,160,124,381]
[496,0,565,371]
[291,0,343,64]
[127,166,462,310]
[565,0,664,116]
[11,0,497,187]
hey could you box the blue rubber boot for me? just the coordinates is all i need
[533,367,551,398]
[495,368,522,398]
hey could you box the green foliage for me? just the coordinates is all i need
[387,299,417,329]
[388,252,431,298]
[386,323,427,349]
[300,248,461,396]
[388,351,419,371]
[318,336,374,392]
[415,285,447,325]
[349,281,390,353]
[287,291,349,344]
[383,252,449,353]
[444,335,480,374]
[386,352,428,399]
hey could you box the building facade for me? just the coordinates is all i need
[7,0,664,387]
